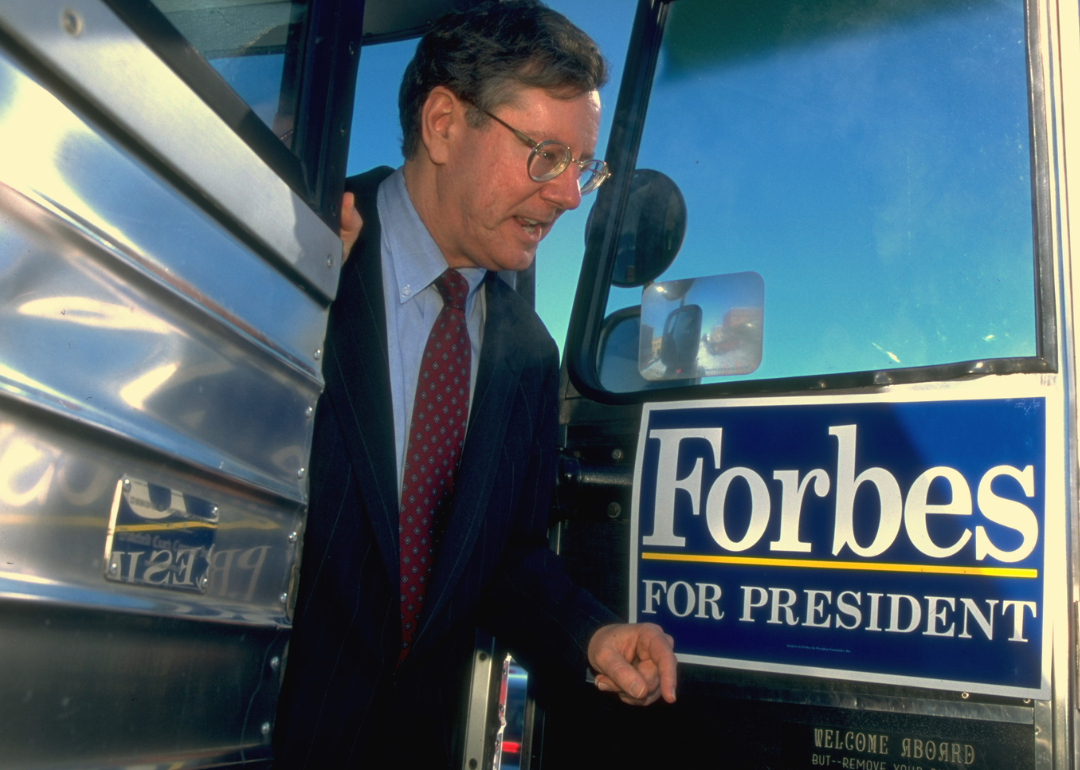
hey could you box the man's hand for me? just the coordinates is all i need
[587,622,677,706]
[340,191,363,261]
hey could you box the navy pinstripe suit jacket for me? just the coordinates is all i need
[272,168,616,768]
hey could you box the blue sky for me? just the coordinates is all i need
[346,0,1037,383]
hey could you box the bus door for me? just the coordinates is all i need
[0,1,359,765]
[535,0,1080,767]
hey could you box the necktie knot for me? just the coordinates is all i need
[434,269,469,312]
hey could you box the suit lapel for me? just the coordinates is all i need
[322,167,401,591]
[415,275,528,644]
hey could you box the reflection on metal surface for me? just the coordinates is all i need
[0,415,302,620]
[0,44,325,501]
[0,0,341,302]
[18,296,175,333]
[104,478,218,592]
[640,272,764,380]
[0,410,299,765]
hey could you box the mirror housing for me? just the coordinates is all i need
[587,169,687,288]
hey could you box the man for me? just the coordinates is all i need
[273,3,676,767]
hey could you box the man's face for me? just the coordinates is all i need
[431,87,601,273]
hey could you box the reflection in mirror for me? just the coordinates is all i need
[640,272,763,380]
[588,169,687,288]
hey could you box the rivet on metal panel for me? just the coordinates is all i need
[314,349,322,360]
[270,656,281,672]
[211,506,219,516]
[122,478,131,493]
[607,502,622,519]
[297,468,306,480]
[611,448,624,461]
[261,722,272,737]
[60,8,82,36]
[305,406,314,419]
[108,562,119,574]
[961,692,970,699]
[279,592,289,605]
[199,576,208,590]
[288,531,298,544]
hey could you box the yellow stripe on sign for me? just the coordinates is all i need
[640,552,1038,579]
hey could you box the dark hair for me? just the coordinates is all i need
[398,0,607,159]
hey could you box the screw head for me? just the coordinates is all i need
[288,531,298,544]
[60,9,82,36]
[314,349,322,361]
[305,406,314,419]
[122,478,131,493]
[199,576,208,590]
[211,505,219,516]
[270,656,281,672]
[606,502,622,519]
[261,721,271,737]
[961,692,970,699]
[297,467,306,480]
[326,254,333,267]
[108,562,119,574]
[279,592,289,605]
[612,448,624,461]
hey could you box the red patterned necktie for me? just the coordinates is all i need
[398,268,472,663]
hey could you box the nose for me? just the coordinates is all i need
[539,165,583,211]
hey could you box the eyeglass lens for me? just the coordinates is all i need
[527,141,606,193]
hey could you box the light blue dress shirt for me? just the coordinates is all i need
[377,168,486,490]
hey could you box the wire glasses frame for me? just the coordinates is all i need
[476,106,610,195]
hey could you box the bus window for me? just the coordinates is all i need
[149,0,308,145]
[585,0,1046,395]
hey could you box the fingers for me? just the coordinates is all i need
[340,191,362,261]
[587,623,678,707]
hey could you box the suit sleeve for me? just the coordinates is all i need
[475,336,618,681]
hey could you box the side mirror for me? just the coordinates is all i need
[597,307,669,393]
[641,272,764,381]
[586,169,687,288]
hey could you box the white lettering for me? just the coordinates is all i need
[695,582,724,619]
[959,598,998,640]
[641,580,666,615]
[923,596,956,637]
[836,591,862,630]
[887,594,922,633]
[768,587,800,625]
[1003,600,1037,641]
[666,581,696,617]
[643,428,723,547]
[976,465,1038,562]
[741,585,768,621]
[904,467,972,558]
[770,469,830,553]
[830,425,903,557]
[706,466,771,551]
[804,589,832,628]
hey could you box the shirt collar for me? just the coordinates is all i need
[379,167,486,304]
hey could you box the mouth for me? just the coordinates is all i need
[514,216,549,240]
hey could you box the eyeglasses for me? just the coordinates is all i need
[477,107,610,195]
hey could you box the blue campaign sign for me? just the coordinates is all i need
[630,395,1048,697]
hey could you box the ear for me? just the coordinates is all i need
[419,86,462,166]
